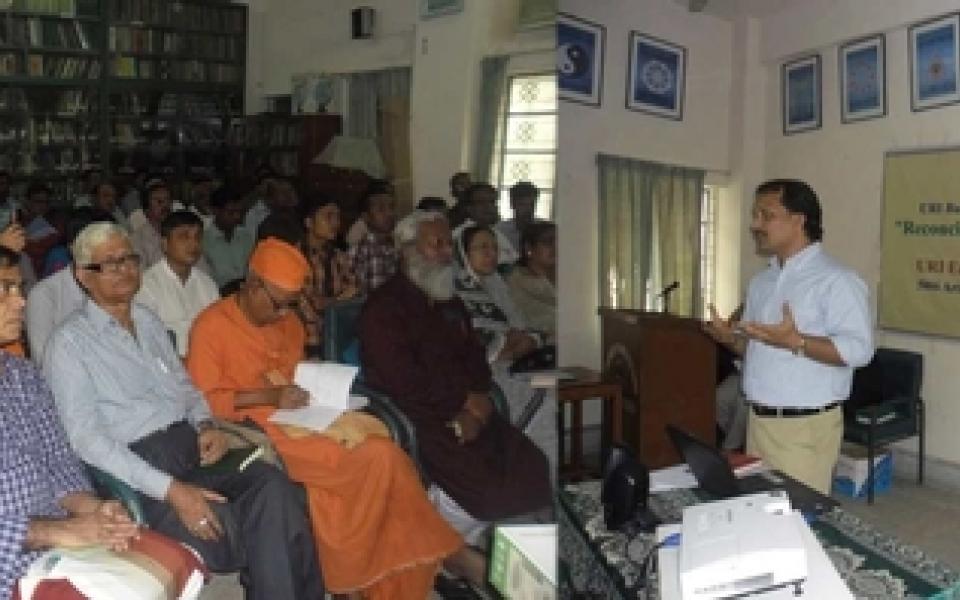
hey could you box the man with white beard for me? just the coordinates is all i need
[359,210,551,571]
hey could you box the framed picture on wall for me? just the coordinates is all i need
[782,54,821,134]
[420,0,463,19]
[840,34,886,123]
[557,13,604,107]
[626,31,686,120]
[909,13,960,112]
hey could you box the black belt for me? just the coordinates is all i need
[751,402,840,418]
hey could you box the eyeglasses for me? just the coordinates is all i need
[81,253,142,274]
[0,280,23,298]
[259,281,299,313]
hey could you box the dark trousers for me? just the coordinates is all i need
[128,421,324,600]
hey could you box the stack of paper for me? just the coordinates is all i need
[268,362,366,433]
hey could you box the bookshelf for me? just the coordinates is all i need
[0,0,246,202]
[229,113,341,184]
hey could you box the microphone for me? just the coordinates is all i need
[658,281,679,297]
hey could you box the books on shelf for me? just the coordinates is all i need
[0,15,98,51]
[0,54,20,77]
[11,0,76,16]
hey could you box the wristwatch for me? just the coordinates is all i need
[448,419,464,441]
[792,335,807,357]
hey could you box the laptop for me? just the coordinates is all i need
[665,425,837,515]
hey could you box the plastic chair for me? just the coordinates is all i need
[843,347,924,504]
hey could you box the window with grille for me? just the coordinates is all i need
[494,72,556,220]
[699,185,717,317]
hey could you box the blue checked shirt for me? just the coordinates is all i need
[0,354,92,600]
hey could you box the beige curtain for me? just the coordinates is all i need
[379,96,412,215]
[598,154,704,316]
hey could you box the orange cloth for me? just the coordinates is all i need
[1,340,24,357]
[248,238,309,292]
[187,296,462,597]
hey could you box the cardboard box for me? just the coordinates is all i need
[489,524,556,599]
[832,444,892,498]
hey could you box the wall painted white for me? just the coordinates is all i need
[556,0,736,369]
[246,0,552,201]
[756,0,960,465]
[558,0,960,467]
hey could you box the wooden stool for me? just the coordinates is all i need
[558,367,624,481]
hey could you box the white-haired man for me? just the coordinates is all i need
[359,211,551,550]
[43,222,323,600]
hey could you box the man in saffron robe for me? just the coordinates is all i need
[187,238,465,599]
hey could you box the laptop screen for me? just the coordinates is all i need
[666,424,740,498]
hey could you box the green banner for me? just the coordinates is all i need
[881,149,960,337]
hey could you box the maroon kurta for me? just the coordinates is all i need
[359,274,551,520]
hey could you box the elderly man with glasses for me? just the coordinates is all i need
[43,222,324,600]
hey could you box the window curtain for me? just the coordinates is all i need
[344,67,411,139]
[598,154,704,317]
[333,67,412,211]
[472,55,509,183]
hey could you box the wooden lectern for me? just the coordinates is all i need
[600,308,716,469]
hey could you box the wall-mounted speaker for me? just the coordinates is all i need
[351,7,374,39]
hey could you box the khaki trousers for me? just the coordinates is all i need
[746,406,842,495]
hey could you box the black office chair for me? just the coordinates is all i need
[843,347,924,504]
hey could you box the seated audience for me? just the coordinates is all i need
[496,181,543,255]
[506,221,556,339]
[44,223,323,600]
[0,170,18,229]
[455,225,542,363]
[298,195,358,358]
[22,181,60,276]
[454,224,557,479]
[256,210,305,246]
[417,196,448,212]
[89,181,129,228]
[245,175,297,234]
[359,210,551,549]
[348,182,399,295]
[0,245,139,600]
[136,211,219,356]
[187,172,215,228]
[452,183,518,265]
[39,207,70,277]
[130,179,173,268]
[70,167,99,208]
[203,184,255,288]
[187,238,464,598]
[26,208,112,364]
[446,171,472,229]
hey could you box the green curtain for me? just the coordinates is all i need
[472,55,509,183]
[598,154,704,316]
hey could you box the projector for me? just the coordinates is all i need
[679,491,807,599]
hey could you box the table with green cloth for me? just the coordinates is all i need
[559,480,960,599]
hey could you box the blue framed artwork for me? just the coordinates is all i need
[557,13,604,107]
[909,13,960,112]
[782,54,821,135]
[840,34,886,123]
[626,31,685,120]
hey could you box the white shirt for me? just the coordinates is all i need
[135,259,220,356]
[742,243,874,408]
[25,267,86,365]
[495,218,545,256]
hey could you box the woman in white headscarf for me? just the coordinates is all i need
[454,224,557,484]
[454,224,543,363]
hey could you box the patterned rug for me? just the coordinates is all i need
[559,480,960,599]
